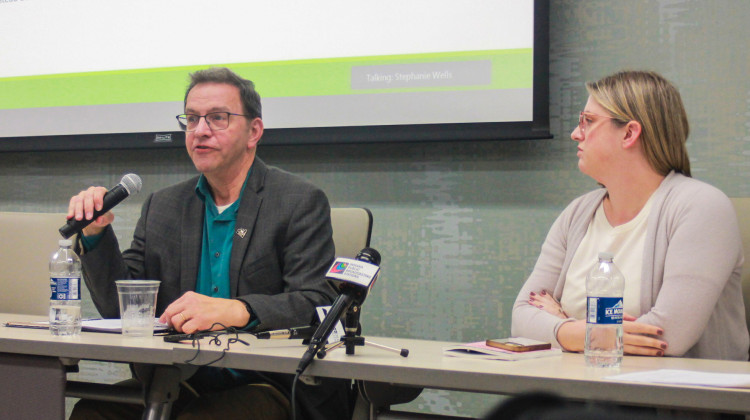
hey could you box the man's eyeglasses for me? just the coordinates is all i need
[176,112,250,132]
[578,111,617,135]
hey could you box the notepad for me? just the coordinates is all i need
[4,318,169,334]
[81,318,170,333]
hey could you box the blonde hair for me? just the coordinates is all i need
[586,70,691,177]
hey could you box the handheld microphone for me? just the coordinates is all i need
[59,174,143,239]
[254,325,317,340]
[296,248,381,374]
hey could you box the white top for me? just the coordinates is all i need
[561,196,652,319]
[216,203,233,214]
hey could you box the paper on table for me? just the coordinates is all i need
[605,369,750,388]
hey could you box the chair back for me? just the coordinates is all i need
[0,212,66,315]
[730,199,750,339]
[330,208,372,259]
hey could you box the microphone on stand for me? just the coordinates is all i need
[296,248,381,374]
[59,174,142,239]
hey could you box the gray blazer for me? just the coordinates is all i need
[80,158,337,330]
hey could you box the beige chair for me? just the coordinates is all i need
[730,198,750,340]
[331,207,373,258]
[0,212,67,315]
[0,208,370,315]
[330,209,425,418]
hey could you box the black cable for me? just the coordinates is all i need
[181,323,249,366]
[291,370,301,420]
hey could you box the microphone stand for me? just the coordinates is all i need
[316,304,409,359]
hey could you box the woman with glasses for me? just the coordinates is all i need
[511,70,748,360]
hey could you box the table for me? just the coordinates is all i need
[175,334,750,416]
[2,313,750,419]
[0,313,180,420]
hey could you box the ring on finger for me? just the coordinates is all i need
[179,312,186,323]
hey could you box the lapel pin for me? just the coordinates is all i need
[236,228,247,238]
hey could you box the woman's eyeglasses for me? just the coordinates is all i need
[578,111,617,135]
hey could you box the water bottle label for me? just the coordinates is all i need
[50,277,80,300]
[587,297,622,324]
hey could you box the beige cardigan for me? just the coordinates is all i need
[512,172,749,360]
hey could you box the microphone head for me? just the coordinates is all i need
[120,173,143,195]
[325,249,381,303]
[355,247,381,266]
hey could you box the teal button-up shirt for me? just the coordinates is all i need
[194,173,243,299]
[194,170,259,330]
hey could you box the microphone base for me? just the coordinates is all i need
[318,335,409,359]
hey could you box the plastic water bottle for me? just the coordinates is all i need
[585,252,624,367]
[49,239,82,336]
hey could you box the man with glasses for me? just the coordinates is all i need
[67,67,349,419]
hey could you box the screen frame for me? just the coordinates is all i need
[0,0,550,152]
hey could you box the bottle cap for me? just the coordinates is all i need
[598,251,614,260]
[58,239,73,247]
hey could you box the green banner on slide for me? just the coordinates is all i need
[0,49,532,110]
